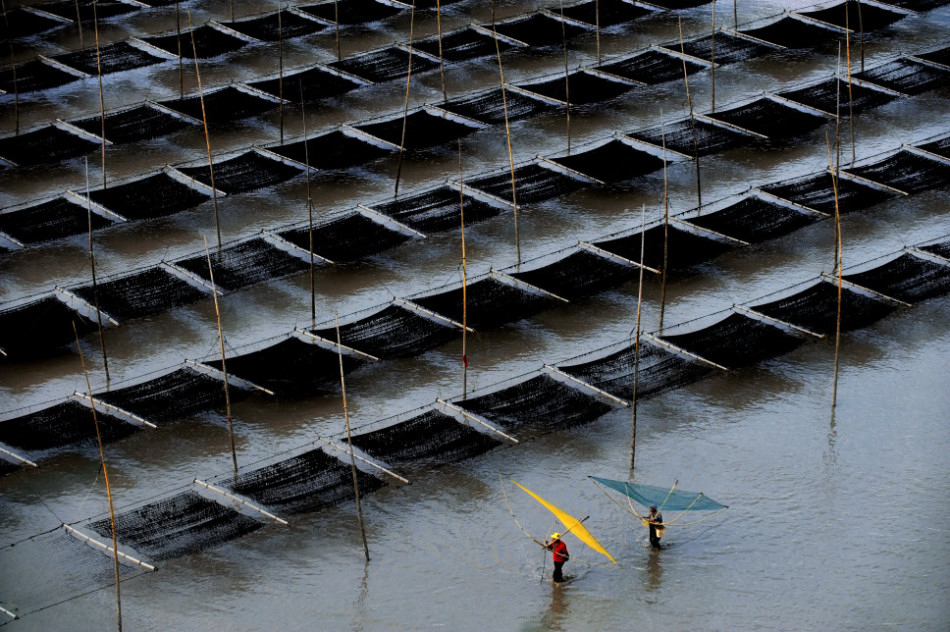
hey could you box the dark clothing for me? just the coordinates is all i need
[546,539,569,582]
[553,560,565,582]
[648,510,664,549]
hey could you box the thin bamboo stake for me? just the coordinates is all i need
[300,80,316,328]
[93,0,106,189]
[73,322,122,632]
[189,9,222,252]
[393,5,416,199]
[857,0,864,72]
[334,0,340,61]
[678,17,702,213]
[834,42,842,267]
[278,0,284,145]
[845,6,855,165]
[825,134,843,409]
[630,206,646,471]
[436,0,447,103]
[176,2,183,98]
[204,236,238,474]
[595,0,601,65]
[710,0,716,113]
[459,139,468,399]
[659,114,669,334]
[74,0,84,49]
[490,5,520,268]
[560,1,571,155]
[336,319,370,561]
[1,0,19,135]
[733,0,738,30]
[85,158,110,385]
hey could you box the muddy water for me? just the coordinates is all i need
[1,1,949,630]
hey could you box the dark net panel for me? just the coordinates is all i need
[415,28,516,61]
[456,373,613,431]
[206,337,367,397]
[887,0,950,7]
[467,163,587,205]
[649,0,709,7]
[249,66,362,102]
[0,196,114,243]
[352,110,479,150]
[0,59,78,94]
[592,224,737,272]
[491,13,588,46]
[87,490,264,561]
[842,253,950,303]
[71,104,195,144]
[707,98,828,140]
[366,186,503,233]
[760,172,897,214]
[310,303,459,359]
[917,135,950,159]
[0,455,20,476]
[560,0,655,27]
[549,140,665,182]
[143,25,249,59]
[72,267,208,321]
[159,87,278,126]
[658,312,806,369]
[176,150,303,194]
[778,78,899,115]
[96,366,249,422]
[0,7,65,39]
[411,277,561,330]
[517,71,634,105]
[0,125,99,167]
[854,58,950,94]
[222,10,327,41]
[558,340,715,400]
[845,150,950,194]
[280,212,411,262]
[329,47,438,84]
[597,49,706,85]
[671,33,779,65]
[510,249,637,299]
[268,130,394,169]
[0,295,94,359]
[225,448,387,515]
[629,118,753,157]
[298,0,403,24]
[739,16,843,49]
[683,195,819,243]
[40,0,138,21]
[920,241,950,260]
[50,41,165,76]
[175,238,311,291]
[88,173,209,220]
[439,88,557,125]
[0,400,138,453]
[915,46,950,67]
[798,1,906,30]
[751,282,897,335]
[350,409,502,465]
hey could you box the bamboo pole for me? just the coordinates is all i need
[834,43,842,267]
[204,236,238,474]
[85,158,110,385]
[1,0,19,135]
[825,134,843,410]
[733,0,738,30]
[845,6,855,165]
[630,206,646,471]
[176,2,183,98]
[436,0,447,103]
[710,0,716,113]
[678,18,702,213]
[74,0,84,49]
[189,10,222,252]
[490,2,520,268]
[393,5,416,199]
[459,139,468,398]
[93,0,106,189]
[278,0,284,145]
[857,0,864,72]
[336,319,370,561]
[334,0,341,61]
[659,115,669,334]
[595,0,601,65]
[300,81,316,328]
[73,322,122,632]
[561,2,571,155]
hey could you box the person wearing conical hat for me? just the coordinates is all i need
[544,532,570,582]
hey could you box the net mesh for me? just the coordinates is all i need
[510,249,637,299]
[439,88,556,125]
[750,281,897,335]
[0,59,78,94]
[72,267,209,321]
[517,71,634,105]
[249,66,362,102]
[467,163,587,205]
[854,58,950,94]
[411,276,562,329]
[0,399,138,454]
[352,110,479,150]
[778,78,899,115]
[558,339,715,401]
[920,240,950,260]
[454,373,613,431]
[658,312,805,368]
[268,131,394,169]
[88,173,210,220]
[916,135,950,160]
[629,118,755,156]
[683,195,819,243]
[597,49,706,85]
[549,140,665,182]
[844,150,950,194]
[761,172,897,214]
[915,45,950,67]
[842,252,950,303]
[310,303,459,359]
[143,25,248,59]
[159,87,278,126]
[592,224,737,272]
[0,125,99,167]
[40,0,138,21]
[708,98,828,140]
[798,1,906,30]
[174,238,310,291]
[329,47,438,83]
[86,490,265,561]
[739,16,843,48]
[0,196,115,243]
[298,0,403,24]
[415,28,515,61]
[559,0,655,27]
[176,150,303,194]
[350,409,501,465]
[0,455,20,476]
[279,212,412,263]
[0,7,65,39]
[491,13,588,47]
[222,10,327,41]
[0,295,94,359]
[223,448,387,515]
[71,104,195,144]
[365,185,504,233]
[673,33,779,65]
[50,41,165,76]
[95,366,249,423]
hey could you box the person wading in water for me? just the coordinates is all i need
[544,533,570,582]
[646,504,665,549]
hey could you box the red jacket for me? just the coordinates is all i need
[550,539,569,563]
